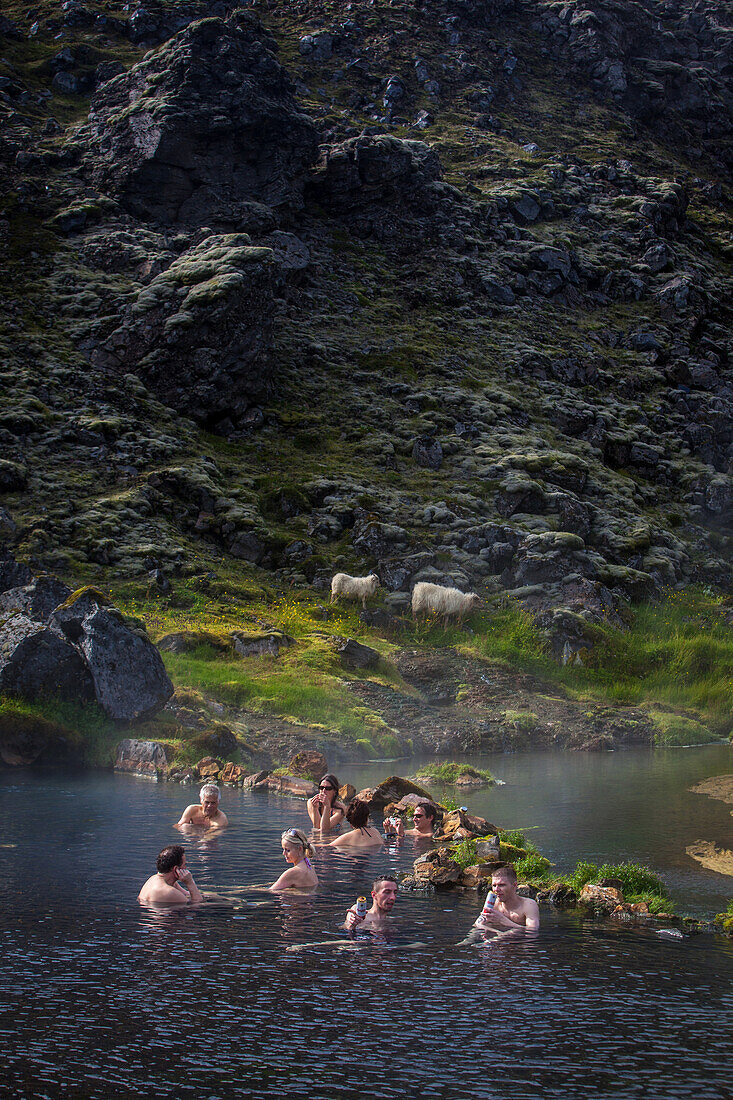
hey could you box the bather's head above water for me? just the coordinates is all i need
[200,784,221,816]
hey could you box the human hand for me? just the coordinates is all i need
[478,908,511,930]
[345,907,365,932]
[175,866,193,885]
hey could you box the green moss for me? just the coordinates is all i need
[648,709,719,747]
[415,761,496,784]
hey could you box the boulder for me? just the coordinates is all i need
[0,556,33,595]
[221,761,248,785]
[413,848,462,888]
[0,611,95,704]
[75,607,174,723]
[115,738,170,779]
[435,809,496,840]
[80,14,319,224]
[355,775,435,810]
[0,575,72,621]
[308,134,441,210]
[196,756,222,779]
[262,773,317,798]
[243,769,271,789]
[193,722,238,757]
[578,883,624,913]
[338,638,380,670]
[231,631,294,657]
[287,750,328,781]
[339,782,357,803]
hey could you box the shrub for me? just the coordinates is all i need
[515,852,552,881]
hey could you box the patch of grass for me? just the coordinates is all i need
[515,851,553,882]
[451,838,478,870]
[566,859,673,912]
[414,761,495,784]
[647,709,720,747]
[0,694,115,766]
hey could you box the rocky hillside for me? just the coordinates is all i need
[1,0,732,667]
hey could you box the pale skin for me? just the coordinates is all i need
[473,873,541,933]
[307,781,346,832]
[343,880,398,932]
[138,854,204,907]
[269,839,318,892]
[177,793,228,829]
[384,806,435,839]
[330,822,384,850]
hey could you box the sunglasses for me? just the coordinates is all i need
[319,784,335,791]
[413,813,425,818]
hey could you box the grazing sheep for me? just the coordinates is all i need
[411,581,480,627]
[330,572,380,609]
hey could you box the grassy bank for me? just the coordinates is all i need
[114,578,733,750]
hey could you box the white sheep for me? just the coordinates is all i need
[411,581,480,627]
[330,572,380,609]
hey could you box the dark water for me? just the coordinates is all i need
[1,750,732,1099]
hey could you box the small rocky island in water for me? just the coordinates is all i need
[0,0,731,927]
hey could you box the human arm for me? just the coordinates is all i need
[176,804,199,825]
[478,899,540,932]
[175,865,203,904]
[315,789,344,832]
[343,906,368,933]
[307,795,323,829]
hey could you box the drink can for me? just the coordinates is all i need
[482,890,496,914]
[356,896,368,917]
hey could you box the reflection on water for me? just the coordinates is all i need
[1,755,732,1099]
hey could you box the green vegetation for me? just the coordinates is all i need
[0,694,116,767]
[462,589,733,740]
[567,859,674,914]
[414,762,495,785]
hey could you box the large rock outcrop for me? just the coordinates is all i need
[79,13,319,225]
[92,235,277,429]
[0,564,174,726]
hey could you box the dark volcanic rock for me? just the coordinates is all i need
[79,14,319,225]
[0,557,34,595]
[76,607,174,723]
[0,576,72,621]
[92,235,277,429]
[338,637,381,670]
[0,612,95,704]
[308,134,442,212]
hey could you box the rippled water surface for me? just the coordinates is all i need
[1,753,732,1099]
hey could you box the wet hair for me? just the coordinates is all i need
[346,799,370,829]
[157,845,185,873]
[199,783,220,802]
[319,773,340,795]
[282,828,315,860]
[412,802,437,823]
[492,863,518,885]
[372,874,399,892]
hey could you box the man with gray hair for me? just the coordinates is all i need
[176,783,228,829]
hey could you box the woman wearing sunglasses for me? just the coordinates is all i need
[270,828,318,891]
[307,773,347,832]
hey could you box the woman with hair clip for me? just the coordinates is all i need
[269,828,318,891]
[307,773,347,832]
[329,799,384,850]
